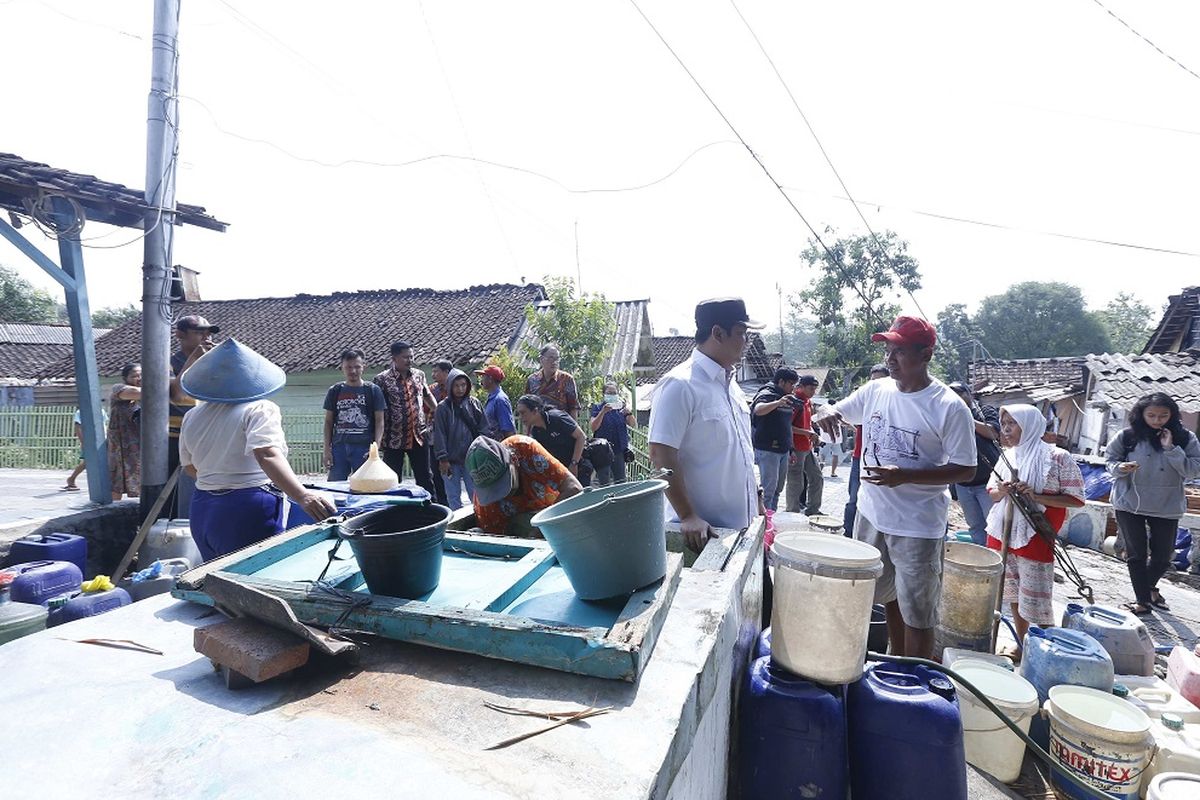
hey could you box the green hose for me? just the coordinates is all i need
[866,652,1111,800]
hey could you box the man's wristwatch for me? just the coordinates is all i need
[570,459,580,467]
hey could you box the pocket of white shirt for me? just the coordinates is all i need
[700,404,735,442]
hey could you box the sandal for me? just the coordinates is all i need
[60,485,79,491]
[1150,591,1170,611]
[1123,602,1153,616]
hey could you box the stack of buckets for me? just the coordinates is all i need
[739,532,970,799]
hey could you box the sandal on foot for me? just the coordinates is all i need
[1123,602,1153,616]
[60,485,79,491]
[997,643,1022,665]
[1150,591,1170,610]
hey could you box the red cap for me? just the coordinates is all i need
[871,315,936,348]
[473,365,506,382]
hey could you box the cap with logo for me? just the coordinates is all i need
[870,315,936,348]
[466,436,515,505]
[694,297,765,334]
[176,314,220,334]
[473,365,506,383]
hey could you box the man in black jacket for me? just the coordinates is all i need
[948,382,1001,545]
[751,368,800,512]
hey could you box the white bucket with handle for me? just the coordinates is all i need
[952,659,1040,783]
[1046,685,1155,800]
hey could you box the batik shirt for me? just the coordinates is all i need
[525,370,579,416]
[474,435,572,535]
[374,367,429,450]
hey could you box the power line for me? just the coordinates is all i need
[1090,0,1200,83]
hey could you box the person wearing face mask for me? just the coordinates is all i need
[1104,392,1200,615]
[590,380,636,485]
[986,404,1085,661]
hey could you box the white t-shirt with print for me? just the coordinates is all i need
[833,377,976,538]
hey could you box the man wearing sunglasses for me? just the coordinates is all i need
[817,316,976,660]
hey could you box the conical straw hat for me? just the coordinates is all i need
[180,338,286,403]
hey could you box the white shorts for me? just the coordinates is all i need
[854,513,944,629]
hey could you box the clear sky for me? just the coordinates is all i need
[3,0,1198,336]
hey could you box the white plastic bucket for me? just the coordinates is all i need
[1046,685,1154,800]
[769,532,882,685]
[1147,772,1200,800]
[952,659,1039,783]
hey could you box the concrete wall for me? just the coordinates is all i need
[0,500,140,578]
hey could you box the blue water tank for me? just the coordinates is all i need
[847,662,967,800]
[6,560,82,606]
[49,587,131,627]
[7,533,87,576]
[1020,626,1114,747]
[738,656,846,800]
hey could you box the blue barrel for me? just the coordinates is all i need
[6,560,82,606]
[1060,603,1155,677]
[49,588,131,627]
[847,662,967,800]
[756,628,772,660]
[7,533,87,576]
[1020,626,1114,748]
[738,656,847,799]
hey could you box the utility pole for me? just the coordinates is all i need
[140,0,181,517]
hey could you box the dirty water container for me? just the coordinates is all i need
[1044,685,1153,800]
[951,659,1039,783]
[7,533,87,576]
[339,503,451,599]
[847,662,967,800]
[1115,675,1200,724]
[6,560,83,606]
[1062,602,1156,677]
[1022,626,1115,749]
[1146,772,1200,800]
[529,479,668,601]
[1166,645,1200,715]
[1141,713,1200,797]
[49,587,131,626]
[935,541,1002,657]
[758,604,887,664]
[0,572,48,646]
[769,532,882,684]
[139,519,202,567]
[738,655,846,799]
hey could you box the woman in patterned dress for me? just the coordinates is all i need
[108,362,142,501]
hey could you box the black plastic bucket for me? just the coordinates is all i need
[867,603,888,654]
[338,503,451,599]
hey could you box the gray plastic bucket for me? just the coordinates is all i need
[530,479,668,600]
[339,504,451,599]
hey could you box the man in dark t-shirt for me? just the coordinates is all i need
[323,349,387,481]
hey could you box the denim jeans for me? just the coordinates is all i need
[755,449,789,512]
[956,482,995,545]
[441,463,476,511]
[328,441,371,482]
[843,457,862,537]
[785,450,823,515]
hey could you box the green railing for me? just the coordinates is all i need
[626,425,653,481]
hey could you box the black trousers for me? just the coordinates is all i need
[426,442,449,505]
[382,444,437,498]
[1115,510,1178,605]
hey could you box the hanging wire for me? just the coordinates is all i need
[1090,0,1200,83]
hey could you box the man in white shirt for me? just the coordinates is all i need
[649,298,763,552]
[818,316,976,659]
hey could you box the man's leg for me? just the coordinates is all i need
[406,443,437,497]
[888,533,944,661]
[843,457,861,537]
[770,452,788,510]
[381,448,406,480]
[802,451,824,515]
[441,465,464,510]
[755,450,782,512]
[65,460,86,487]
[427,442,449,505]
[784,456,806,513]
[329,443,351,482]
[958,483,992,546]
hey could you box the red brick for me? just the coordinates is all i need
[193,617,310,684]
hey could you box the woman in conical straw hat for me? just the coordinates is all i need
[179,338,336,561]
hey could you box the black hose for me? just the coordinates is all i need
[866,652,1111,800]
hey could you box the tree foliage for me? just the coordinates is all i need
[1098,292,1155,354]
[791,229,920,394]
[522,276,616,406]
[0,265,58,323]
[765,315,820,367]
[92,304,140,330]
[974,282,1110,359]
[934,302,984,382]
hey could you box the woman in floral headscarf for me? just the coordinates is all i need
[986,403,1085,662]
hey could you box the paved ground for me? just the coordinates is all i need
[0,468,98,534]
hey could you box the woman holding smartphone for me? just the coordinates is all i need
[1105,392,1200,615]
[590,381,636,484]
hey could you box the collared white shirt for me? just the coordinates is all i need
[648,348,757,530]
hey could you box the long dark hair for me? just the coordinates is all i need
[1127,392,1188,451]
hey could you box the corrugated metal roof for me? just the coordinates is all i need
[515,299,653,376]
[1086,351,1200,412]
[0,323,111,345]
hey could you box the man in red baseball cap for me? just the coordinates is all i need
[817,314,977,660]
[474,364,516,438]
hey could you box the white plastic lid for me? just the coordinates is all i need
[1148,772,1200,800]
[952,660,1038,708]
[773,532,881,568]
[1049,685,1151,735]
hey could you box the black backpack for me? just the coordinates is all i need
[585,438,614,469]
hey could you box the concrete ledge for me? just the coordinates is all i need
[0,501,140,577]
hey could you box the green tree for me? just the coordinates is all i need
[765,315,820,366]
[1098,292,1154,354]
[92,303,140,329]
[792,229,920,395]
[0,265,58,323]
[934,302,984,382]
[975,282,1111,359]
[522,276,616,407]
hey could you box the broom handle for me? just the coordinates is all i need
[990,467,1016,651]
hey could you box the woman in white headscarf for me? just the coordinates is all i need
[986,403,1085,661]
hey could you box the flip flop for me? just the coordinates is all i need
[60,485,80,492]
[1123,602,1153,616]
[1150,591,1170,611]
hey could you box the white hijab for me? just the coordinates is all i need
[987,403,1054,549]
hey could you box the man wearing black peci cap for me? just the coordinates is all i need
[649,298,763,553]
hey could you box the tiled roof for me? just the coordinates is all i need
[0,153,226,232]
[1086,351,1200,413]
[41,284,547,378]
[0,342,72,379]
[642,332,778,385]
[1146,286,1200,354]
[969,357,1087,389]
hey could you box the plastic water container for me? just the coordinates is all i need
[1062,602,1156,677]
[1166,646,1200,712]
[1045,685,1153,800]
[756,627,772,660]
[1146,772,1200,799]
[49,587,131,626]
[737,656,847,799]
[139,519,202,568]
[0,574,48,646]
[942,647,1013,671]
[1116,675,1200,724]
[936,542,1002,656]
[847,662,967,799]
[769,533,883,684]
[759,604,888,663]
[7,533,87,576]
[6,560,83,606]
[1021,626,1115,748]
[951,659,1039,783]
[1141,714,1200,799]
